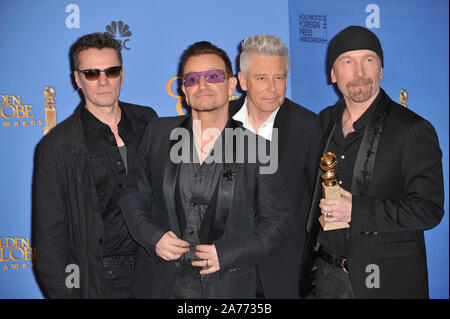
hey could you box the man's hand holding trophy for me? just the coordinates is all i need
[318,152,351,231]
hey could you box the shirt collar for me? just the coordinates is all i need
[81,105,108,133]
[81,103,130,136]
[331,90,382,132]
[232,97,280,141]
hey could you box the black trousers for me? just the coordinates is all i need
[103,263,134,299]
[314,257,356,299]
[171,264,203,299]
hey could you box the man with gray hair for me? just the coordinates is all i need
[230,34,321,298]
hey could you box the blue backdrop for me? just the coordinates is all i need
[0,0,447,298]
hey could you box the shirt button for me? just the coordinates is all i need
[175,262,180,267]
[117,160,122,166]
[339,180,343,185]
[341,155,345,159]
[98,238,103,245]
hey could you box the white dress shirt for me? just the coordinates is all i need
[232,97,280,141]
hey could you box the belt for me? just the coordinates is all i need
[103,256,137,269]
[317,247,349,274]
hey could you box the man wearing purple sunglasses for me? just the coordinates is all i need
[120,41,293,298]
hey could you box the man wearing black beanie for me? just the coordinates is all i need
[299,26,444,298]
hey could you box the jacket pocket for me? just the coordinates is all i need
[375,240,420,259]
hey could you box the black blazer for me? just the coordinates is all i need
[229,96,321,298]
[120,115,293,299]
[299,90,444,298]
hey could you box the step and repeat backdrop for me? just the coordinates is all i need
[0,0,448,298]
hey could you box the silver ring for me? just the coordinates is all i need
[326,212,333,217]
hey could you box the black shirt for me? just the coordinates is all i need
[179,153,222,264]
[172,121,223,298]
[317,92,380,258]
[81,106,139,258]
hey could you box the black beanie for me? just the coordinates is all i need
[327,26,383,74]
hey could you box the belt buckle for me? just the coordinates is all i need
[341,259,349,274]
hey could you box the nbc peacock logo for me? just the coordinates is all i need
[105,21,132,50]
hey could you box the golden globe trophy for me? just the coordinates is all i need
[399,89,408,107]
[319,152,350,231]
[43,86,56,135]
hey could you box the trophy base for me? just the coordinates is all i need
[319,215,350,231]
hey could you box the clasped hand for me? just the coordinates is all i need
[155,231,220,274]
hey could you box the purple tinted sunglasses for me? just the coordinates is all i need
[182,69,226,87]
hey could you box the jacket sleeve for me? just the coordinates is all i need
[119,120,165,256]
[33,141,76,299]
[350,119,444,234]
[214,160,293,270]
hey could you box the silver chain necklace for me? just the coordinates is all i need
[193,136,212,155]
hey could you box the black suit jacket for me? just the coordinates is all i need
[120,114,293,298]
[299,90,444,298]
[229,96,321,298]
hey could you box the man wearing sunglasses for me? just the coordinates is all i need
[229,34,321,298]
[33,32,157,298]
[120,41,292,298]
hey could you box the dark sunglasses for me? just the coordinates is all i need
[75,66,122,81]
[182,69,226,87]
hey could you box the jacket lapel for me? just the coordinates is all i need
[273,99,291,164]
[351,92,391,197]
[162,116,190,238]
[203,118,239,243]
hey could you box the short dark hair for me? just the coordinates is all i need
[180,41,233,76]
[69,32,122,70]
